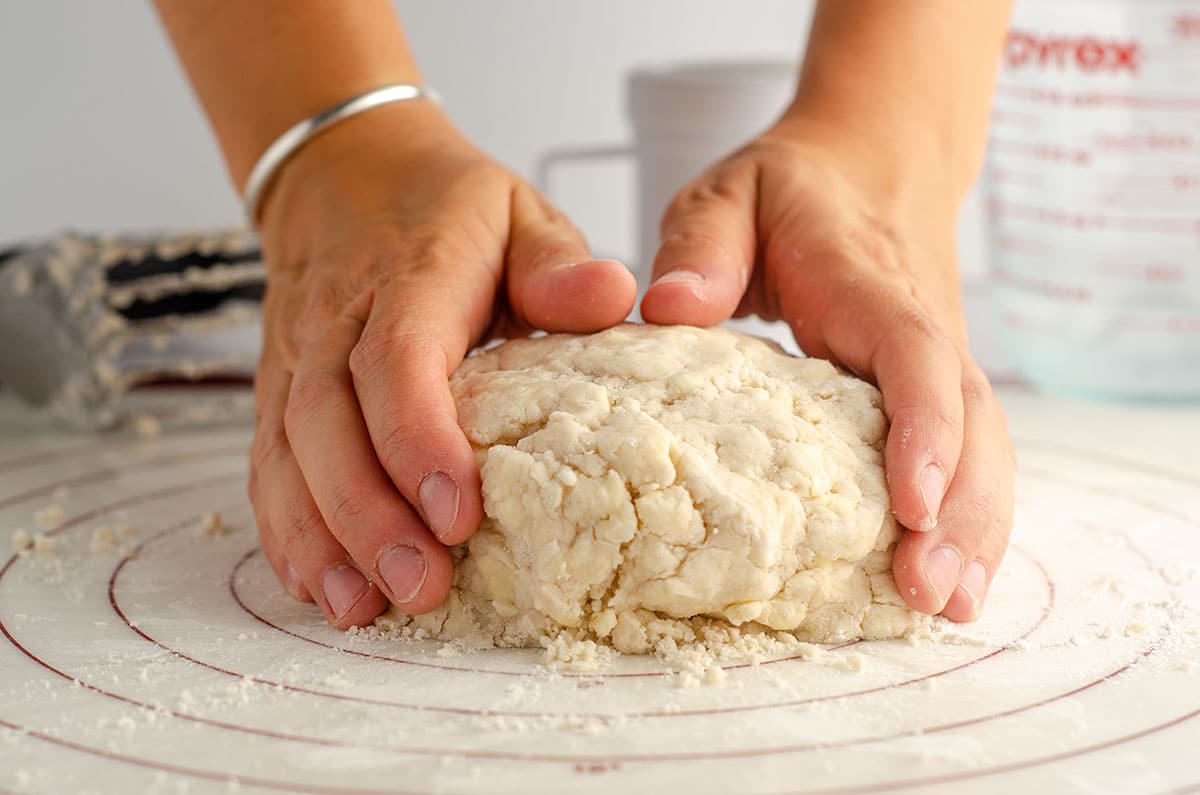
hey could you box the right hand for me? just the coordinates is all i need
[248,101,636,628]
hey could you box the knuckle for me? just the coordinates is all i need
[890,402,962,445]
[681,178,737,209]
[279,506,329,560]
[348,329,393,380]
[662,161,754,225]
[349,325,446,381]
[250,426,289,473]
[660,227,724,251]
[525,239,584,272]
[393,232,472,278]
[297,278,351,327]
[967,488,998,522]
[960,372,997,407]
[895,306,947,348]
[657,228,738,264]
[965,488,1013,541]
[374,414,423,478]
[323,479,374,536]
[283,373,340,433]
[847,221,906,274]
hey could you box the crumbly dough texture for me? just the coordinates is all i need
[385,324,922,655]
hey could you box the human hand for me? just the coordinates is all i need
[249,102,636,628]
[640,120,1015,622]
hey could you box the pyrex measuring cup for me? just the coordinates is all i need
[986,0,1200,400]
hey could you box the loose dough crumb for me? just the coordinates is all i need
[10,529,33,553]
[843,652,867,672]
[199,513,226,537]
[33,534,58,556]
[34,506,64,530]
[90,526,116,555]
[132,414,161,441]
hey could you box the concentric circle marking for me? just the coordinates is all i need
[0,427,1195,794]
[114,536,1054,718]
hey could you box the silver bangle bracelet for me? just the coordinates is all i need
[241,83,442,225]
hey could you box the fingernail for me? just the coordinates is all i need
[923,545,963,606]
[379,544,428,605]
[322,564,369,620]
[419,472,460,541]
[285,563,308,600]
[918,463,947,530]
[957,560,988,619]
[653,270,706,287]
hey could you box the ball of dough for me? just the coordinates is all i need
[396,324,921,653]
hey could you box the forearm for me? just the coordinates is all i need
[784,0,1012,211]
[154,0,431,191]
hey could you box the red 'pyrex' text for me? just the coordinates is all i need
[1006,31,1141,74]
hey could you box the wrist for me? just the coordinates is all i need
[769,108,963,230]
[258,99,468,261]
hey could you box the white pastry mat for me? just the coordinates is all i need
[0,389,1197,795]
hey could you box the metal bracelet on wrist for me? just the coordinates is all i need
[241,83,442,226]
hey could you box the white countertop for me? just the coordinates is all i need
[0,386,1197,795]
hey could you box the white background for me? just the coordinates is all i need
[0,1,997,371]
[0,1,988,270]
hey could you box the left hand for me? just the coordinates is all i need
[640,119,1015,622]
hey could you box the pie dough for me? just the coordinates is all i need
[388,324,921,653]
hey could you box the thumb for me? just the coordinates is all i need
[506,184,637,332]
[640,160,758,327]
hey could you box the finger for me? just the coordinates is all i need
[249,355,310,603]
[506,184,636,332]
[249,461,310,603]
[640,161,758,327]
[777,267,966,533]
[870,307,965,533]
[253,362,389,628]
[287,293,455,615]
[351,273,489,549]
[890,370,1015,619]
